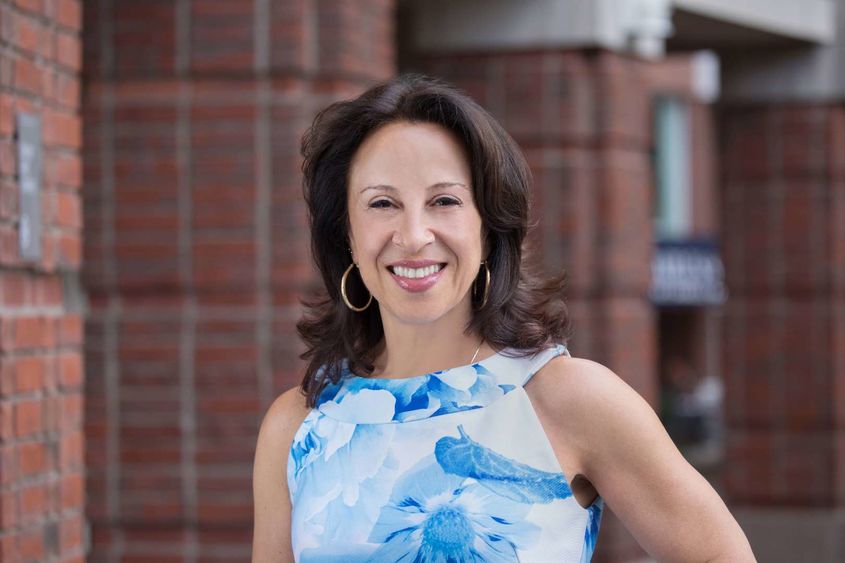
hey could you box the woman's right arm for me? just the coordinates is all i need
[252,387,311,563]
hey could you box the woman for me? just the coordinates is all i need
[253,74,755,562]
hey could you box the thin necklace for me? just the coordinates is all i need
[470,340,483,364]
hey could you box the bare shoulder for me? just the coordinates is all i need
[253,385,311,486]
[254,384,312,490]
[529,354,632,402]
[259,385,312,445]
[252,385,312,563]
[527,355,651,433]
[526,354,666,478]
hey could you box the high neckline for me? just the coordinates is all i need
[315,348,543,424]
[314,345,567,424]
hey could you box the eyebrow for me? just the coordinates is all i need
[360,181,469,194]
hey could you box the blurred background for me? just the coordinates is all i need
[1,0,843,561]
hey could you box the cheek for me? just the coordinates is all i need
[349,218,390,264]
[347,211,373,258]
[462,215,485,255]
[346,209,359,252]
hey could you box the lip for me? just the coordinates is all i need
[388,262,447,293]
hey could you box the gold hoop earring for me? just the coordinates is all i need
[477,261,491,309]
[341,263,372,312]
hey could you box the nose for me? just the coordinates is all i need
[392,209,435,253]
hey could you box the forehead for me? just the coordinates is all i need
[348,121,471,190]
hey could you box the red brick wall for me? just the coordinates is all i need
[719,104,845,508]
[81,0,394,560]
[0,0,85,560]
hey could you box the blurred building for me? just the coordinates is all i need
[0,0,842,561]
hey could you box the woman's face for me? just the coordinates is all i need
[347,120,484,327]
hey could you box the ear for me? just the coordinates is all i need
[482,230,492,261]
[346,217,356,262]
[348,240,357,265]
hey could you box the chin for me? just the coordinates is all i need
[389,308,448,326]
[380,299,455,326]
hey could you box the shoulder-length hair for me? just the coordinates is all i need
[297,73,572,407]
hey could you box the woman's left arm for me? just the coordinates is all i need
[535,357,756,563]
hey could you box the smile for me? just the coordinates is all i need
[389,264,443,279]
[387,263,446,293]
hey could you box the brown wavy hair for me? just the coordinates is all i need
[297,74,572,407]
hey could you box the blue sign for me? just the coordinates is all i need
[651,238,726,306]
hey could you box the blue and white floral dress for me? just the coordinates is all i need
[287,344,603,562]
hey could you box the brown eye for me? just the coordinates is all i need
[433,197,460,207]
[369,199,393,209]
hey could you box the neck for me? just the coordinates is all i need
[372,301,485,379]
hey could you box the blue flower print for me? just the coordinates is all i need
[418,364,509,420]
[318,362,514,423]
[367,457,540,562]
[288,406,398,545]
[289,348,604,561]
[580,499,604,563]
[436,425,573,504]
[290,388,397,492]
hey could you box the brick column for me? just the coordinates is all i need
[719,103,845,561]
[0,0,85,560]
[421,49,657,563]
[81,0,393,560]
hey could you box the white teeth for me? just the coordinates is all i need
[392,264,443,279]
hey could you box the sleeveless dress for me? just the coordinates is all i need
[287,344,604,562]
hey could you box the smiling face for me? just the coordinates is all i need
[347,120,485,327]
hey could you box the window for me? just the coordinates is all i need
[653,95,691,239]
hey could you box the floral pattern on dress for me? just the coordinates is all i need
[436,425,573,503]
[288,345,603,562]
[316,362,515,423]
[581,499,604,563]
[288,401,398,545]
[367,458,539,562]
[366,425,574,562]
